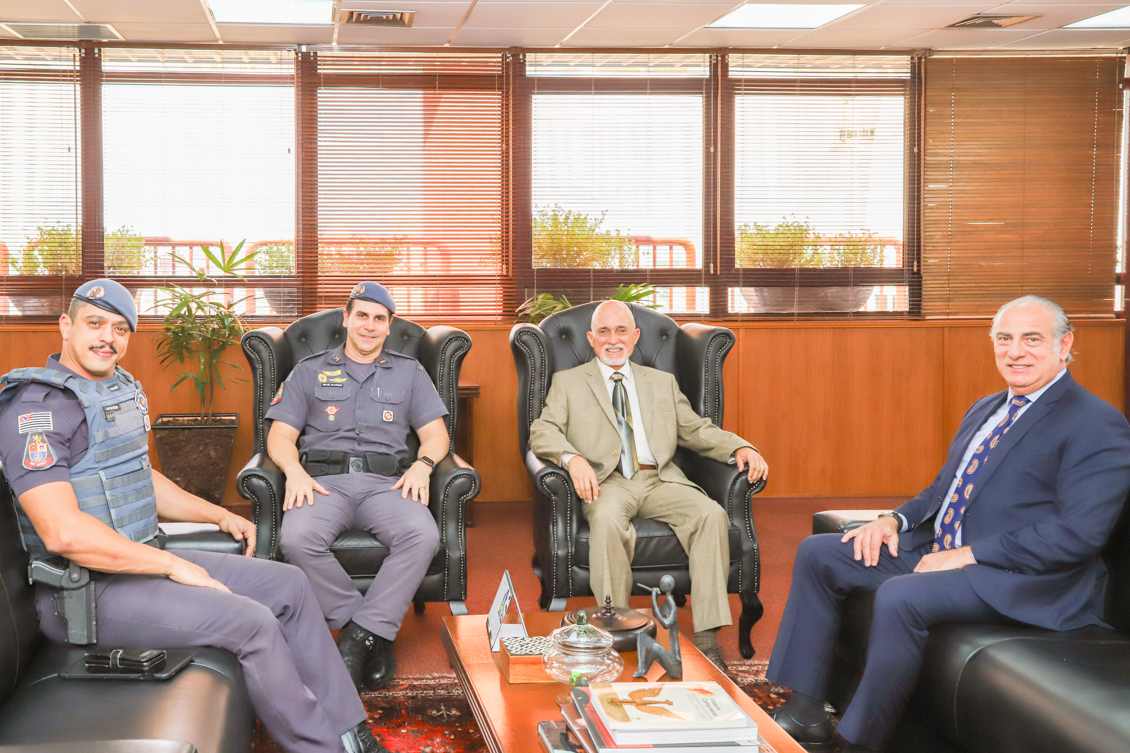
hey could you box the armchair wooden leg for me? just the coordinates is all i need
[738,593,764,659]
[673,594,687,609]
[449,601,468,616]
[414,601,425,615]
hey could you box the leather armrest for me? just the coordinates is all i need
[675,323,735,427]
[162,530,244,556]
[428,453,480,602]
[510,324,553,455]
[813,510,887,535]
[419,326,472,449]
[236,452,285,560]
[681,451,766,524]
[526,450,579,603]
[240,326,292,455]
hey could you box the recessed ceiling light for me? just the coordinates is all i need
[707,4,865,30]
[207,0,333,25]
[1066,7,1130,28]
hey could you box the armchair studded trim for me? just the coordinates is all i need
[511,303,766,657]
[236,310,480,612]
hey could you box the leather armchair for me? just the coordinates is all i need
[236,309,480,615]
[811,501,1130,753]
[511,302,767,659]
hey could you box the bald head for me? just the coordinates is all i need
[588,300,640,369]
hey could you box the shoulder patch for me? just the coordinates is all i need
[18,411,52,434]
[22,432,56,470]
[271,384,284,405]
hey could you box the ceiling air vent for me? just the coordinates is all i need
[337,9,415,27]
[946,14,1042,29]
[1,23,123,40]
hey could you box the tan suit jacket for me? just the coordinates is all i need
[528,359,753,488]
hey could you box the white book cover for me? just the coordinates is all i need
[590,682,750,731]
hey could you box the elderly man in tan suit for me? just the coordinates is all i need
[529,300,768,668]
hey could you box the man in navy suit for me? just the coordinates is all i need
[766,295,1130,752]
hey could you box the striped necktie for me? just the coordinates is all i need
[934,395,1030,552]
[610,372,639,480]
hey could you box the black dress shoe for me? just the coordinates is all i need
[770,706,835,747]
[337,621,377,690]
[355,723,391,753]
[362,633,397,691]
[702,645,729,673]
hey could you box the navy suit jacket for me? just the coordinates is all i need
[894,370,1130,631]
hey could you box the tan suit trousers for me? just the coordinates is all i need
[582,469,732,632]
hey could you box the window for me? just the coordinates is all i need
[727,54,914,316]
[100,48,296,316]
[524,53,710,315]
[0,46,81,316]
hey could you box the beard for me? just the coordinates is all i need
[597,348,629,367]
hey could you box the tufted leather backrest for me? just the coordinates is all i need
[510,302,735,455]
[242,309,471,455]
[0,472,45,705]
[1102,490,1130,634]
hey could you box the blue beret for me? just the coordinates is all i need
[73,279,137,332]
[348,281,396,315]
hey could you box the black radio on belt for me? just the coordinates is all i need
[299,449,410,478]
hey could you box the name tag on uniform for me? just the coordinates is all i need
[382,410,394,422]
[103,404,121,422]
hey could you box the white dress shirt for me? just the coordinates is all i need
[562,359,658,470]
[895,368,1068,550]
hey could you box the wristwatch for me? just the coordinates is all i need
[416,456,436,470]
[878,511,902,528]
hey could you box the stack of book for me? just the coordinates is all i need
[539,682,761,753]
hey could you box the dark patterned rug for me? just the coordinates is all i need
[256,661,790,753]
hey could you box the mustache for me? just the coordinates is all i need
[89,342,118,355]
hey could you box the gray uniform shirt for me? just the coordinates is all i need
[266,345,447,459]
[0,356,94,498]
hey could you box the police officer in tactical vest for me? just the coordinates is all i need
[0,279,388,753]
[266,282,449,691]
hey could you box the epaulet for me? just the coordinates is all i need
[295,350,338,367]
[115,365,136,384]
[382,349,416,363]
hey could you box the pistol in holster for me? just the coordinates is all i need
[28,558,97,645]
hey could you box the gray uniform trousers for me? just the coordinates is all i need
[279,473,441,640]
[35,549,366,753]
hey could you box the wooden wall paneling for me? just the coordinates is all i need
[1065,322,1124,410]
[827,327,945,496]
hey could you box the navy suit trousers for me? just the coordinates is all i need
[767,534,1006,749]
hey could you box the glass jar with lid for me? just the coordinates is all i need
[542,611,624,687]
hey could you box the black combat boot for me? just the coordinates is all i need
[362,634,397,691]
[337,621,377,690]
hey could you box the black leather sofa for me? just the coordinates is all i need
[813,505,1130,753]
[511,302,767,658]
[0,476,255,753]
[237,309,480,615]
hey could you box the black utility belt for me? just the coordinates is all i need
[300,450,411,478]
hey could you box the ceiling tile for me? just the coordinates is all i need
[587,3,734,29]
[463,2,605,29]
[977,4,1129,29]
[0,0,82,22]
[215,23,333,44]
[784,27,934,46]
[565,27,685,44]
[675,27,803,45]
[830,5,999,29]
[112,22,219,42]
[994,27,1130,47]
[335,25,455,45]
[71,0,209,25]
[900,27,1043,46]
[451,26,571,45]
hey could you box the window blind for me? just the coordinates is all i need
[0,46,81,317]
[728,54,912,317]
[308,51,506,319]
[922,55,1122,318]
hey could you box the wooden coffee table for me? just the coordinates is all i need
[441,611,805,753]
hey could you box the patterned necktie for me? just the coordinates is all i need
[609,372,639,480]
[934,395,1030,552]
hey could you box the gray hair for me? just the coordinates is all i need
[590,300,636,332]
[990,295,1074,364]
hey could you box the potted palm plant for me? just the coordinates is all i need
[151,240,258,505]
[735,217,883,312]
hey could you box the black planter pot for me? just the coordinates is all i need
[152,413,239,505]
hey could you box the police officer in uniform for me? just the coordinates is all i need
[0,279,388,753]
[266,282,449,692]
